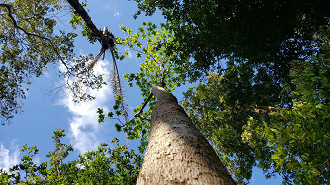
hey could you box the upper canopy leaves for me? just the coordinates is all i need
[132,0,330,79]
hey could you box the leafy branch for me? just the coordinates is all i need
[0,3,72,73]
[0,3,50,41]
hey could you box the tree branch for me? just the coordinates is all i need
[230,104,288,115]
[0,3,71,72]
[134,92,153,118]
[67,0,117,52]
[134,82,165,118]
[66,0,104,42]
[0,3,50,41]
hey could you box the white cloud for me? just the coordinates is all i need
[125,48,134,59]
[113,11,121,17]
[0,140,20,172]
[95,1,121,17]
[33,156,41,166]
[60,60,113,154]
[102,2,113,10]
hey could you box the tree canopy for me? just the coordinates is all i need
[0,0,75,124]
[130,0,330,183]
[182,44,330,184]
[132,0,330,77]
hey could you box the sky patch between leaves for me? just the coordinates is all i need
[59,59,113,154]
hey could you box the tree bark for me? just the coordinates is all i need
[137,86,236,185]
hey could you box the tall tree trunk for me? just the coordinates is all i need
[137,86,236,185]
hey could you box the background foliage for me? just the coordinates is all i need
[0,129,142,184]
[181,44,330,184]
[0,0,76,124]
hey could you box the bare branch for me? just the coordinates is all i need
[134,92,153,118]
[134,82,165,118]
[67,1,132,145]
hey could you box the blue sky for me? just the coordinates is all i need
[0,0,283,184]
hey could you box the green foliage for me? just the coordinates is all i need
[63,54,108,103]
[182,72,270,184]
[71,139,141,185]
[97,108,105,123]
[257,45,330,184]
[0,0,75,124]
[101,22,192,153]
[132,0,330,80]
[181,44,330,184]
[119,22,191,96]
[127,4,329,184]
[0,129,142,184]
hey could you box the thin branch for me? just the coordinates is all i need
[134,82,165,118]
[49,41,72,73]
[110,117,125,126]
[163,60,174,82]
[134,92,153,118]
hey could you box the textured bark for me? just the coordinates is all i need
[137,86,236,185]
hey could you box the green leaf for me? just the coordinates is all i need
[108,112,114,118]
[114,123,122,132]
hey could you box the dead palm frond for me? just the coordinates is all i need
[89,28,130,144]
